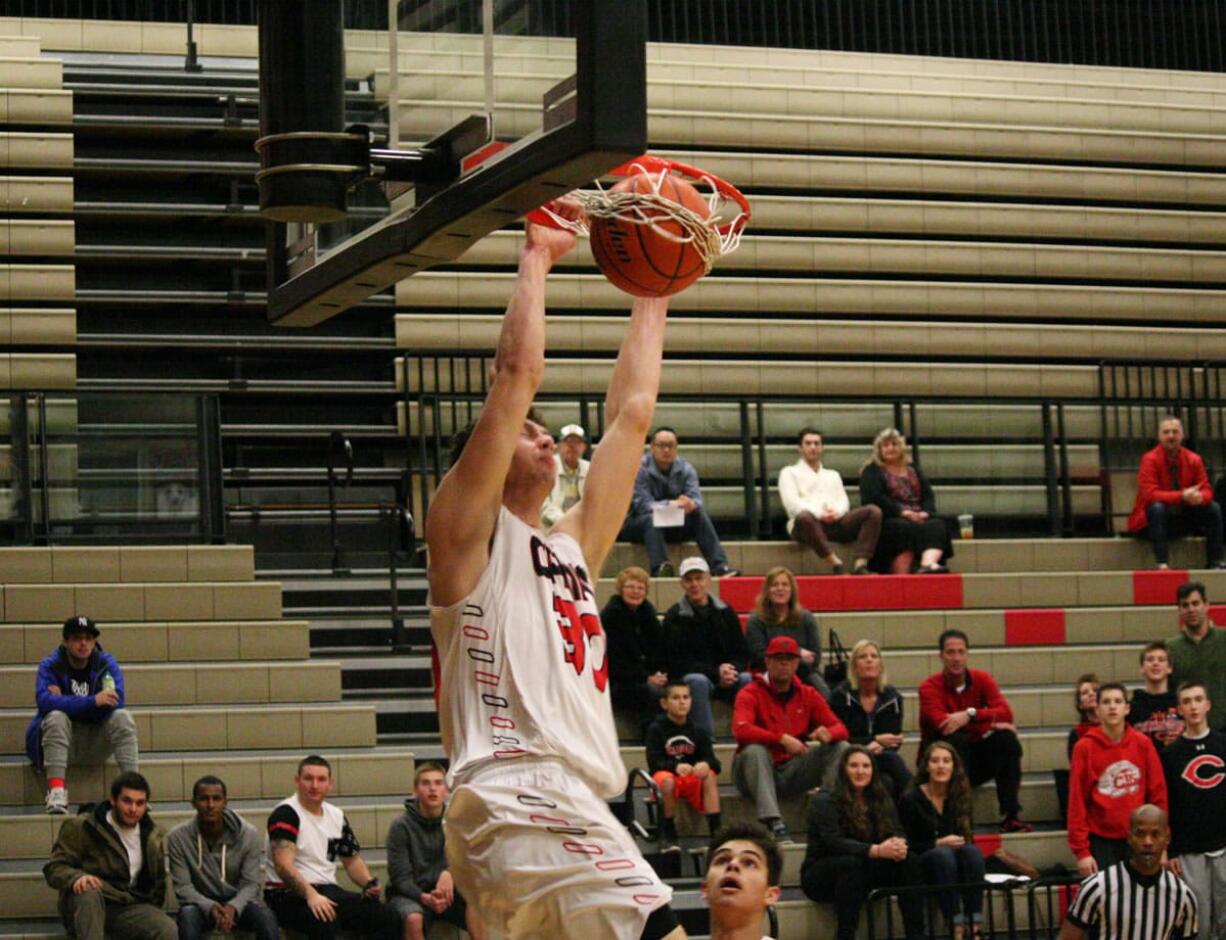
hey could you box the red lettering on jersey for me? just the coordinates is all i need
[1182,754,1226,789]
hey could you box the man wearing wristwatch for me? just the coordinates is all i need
[263,754,400,940]
[918,630,1033,834]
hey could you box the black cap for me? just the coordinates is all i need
[62,615,99,639]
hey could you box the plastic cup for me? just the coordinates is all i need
[958,513,974,539]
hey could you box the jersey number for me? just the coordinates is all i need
[553,596,608,691]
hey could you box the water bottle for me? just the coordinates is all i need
[101,674,116,693]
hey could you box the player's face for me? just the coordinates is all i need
[1097,689,1129,726]
[799,433,823,463]
[702,839,780,919]
[853,643,882,683]
[844,751,875,791]
[1159,418,1184,452]
[663,686,691,720]
[414,771,448,813]
[64,631,97,667]
[192,783,227,826]
[1180,592,1208,632]
[1178,687,1211,727]
[112,787,148,828]
[295,764,332,808]
[940,637,968,677]
[509,420,556,491]
[1078,682,1099,716]
[767,573,792,607]
[925,745,955,785]
[650,431,678,471]
[558,434,586,469]
[619,578,647,609]
[1127,814,1170,868]
[765,653,800,686]
[682,570,710,605]
[1142,650,1172,684]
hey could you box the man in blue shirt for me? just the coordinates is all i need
[621,427,739,577]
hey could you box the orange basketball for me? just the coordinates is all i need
[590,172,711,297]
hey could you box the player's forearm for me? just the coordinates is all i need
[604,296,667,429]
[491,247,551,384]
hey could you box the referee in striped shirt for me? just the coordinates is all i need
[1060,804,1198,940]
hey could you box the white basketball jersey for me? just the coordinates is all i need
[430,507,627,800]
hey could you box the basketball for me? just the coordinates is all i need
[590,171,711,297]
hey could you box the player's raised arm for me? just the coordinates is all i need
[425,210,577,607]
[554,294,668,573]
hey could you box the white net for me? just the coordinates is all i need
[536,160,749,275]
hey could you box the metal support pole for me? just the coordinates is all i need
[1042,403,1060,537]
[739,400,756,537]
[388,0,400,150]
[1058,403,1074,536]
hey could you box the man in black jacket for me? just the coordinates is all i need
[386,762,486,940]
[663,557,750,736]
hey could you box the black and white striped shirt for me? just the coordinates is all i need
[1067,861,1198,940]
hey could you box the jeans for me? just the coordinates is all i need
[178,901,280,940]
[620,507,729,572]
[801,854,926,940]
[683,670,749,736]
[1144,500,1224,565]
[918,844,986,926]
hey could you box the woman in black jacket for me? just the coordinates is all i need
[801,745,926,940]
[829,639,912,800]
[600,566,666,728]
[899,740,986,940]
[858,427,953,574]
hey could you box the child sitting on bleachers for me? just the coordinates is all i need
[645,680,722,851]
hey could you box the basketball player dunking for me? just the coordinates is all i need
[426,202,686,940]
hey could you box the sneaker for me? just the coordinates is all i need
[653,561,675,578]
[45,786,69,815]
[658,839,681,854]
[1000,816,1034,834]
[711,564,741,577]
[769,820,794,844]
[1211,560,1226,570]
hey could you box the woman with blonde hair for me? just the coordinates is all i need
[744,566,829,697]
[601,566,667,728]
[858,427,953,574]
[829,639,911,798]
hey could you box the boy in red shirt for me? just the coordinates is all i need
[1068,682,1168,876]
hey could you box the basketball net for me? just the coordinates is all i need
[533,156,750,276]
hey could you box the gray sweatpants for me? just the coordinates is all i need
[733,741,849,823]
[41,709,140,780]
[1180,852,1226,940]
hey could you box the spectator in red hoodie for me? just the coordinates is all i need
[918,629,1031,833]
[1068,682,1169,877]
[1126,415,1224,570]
[732,636,849,844]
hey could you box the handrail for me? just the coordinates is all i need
[326,431,355,574]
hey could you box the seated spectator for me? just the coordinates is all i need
[1068,673,1101,760]
[602,565,668,727]
[620,427,739,577]
[829,639,912,800]
[858,427,953,574]
[800,746,926,940]
[663,557,751,736]
[732,636,849,843]
[387,762,486,940]
[167,775,278,940]
[43,771,175,940]
[899,741,986,940]
[745,565,829,697]
[918,629,1031,833]
[645,681,723,851]
[701,823,782,940]
[778,426,881,574]
[540,423,589,529]
[1068,682,1168,877]
[1131,642,1184,748]
[1127,415,1224,570]
[26,615,140,815]
[264,754,400,940]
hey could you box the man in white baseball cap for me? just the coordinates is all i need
[541,424,590,529]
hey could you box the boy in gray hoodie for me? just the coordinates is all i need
[166,775,279,940]
[387,762,486,940]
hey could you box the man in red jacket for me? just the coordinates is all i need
[1067,682,1168,877]
[1126,415,1224,570]
[918,629,1032,833]
[731,636,849,844]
